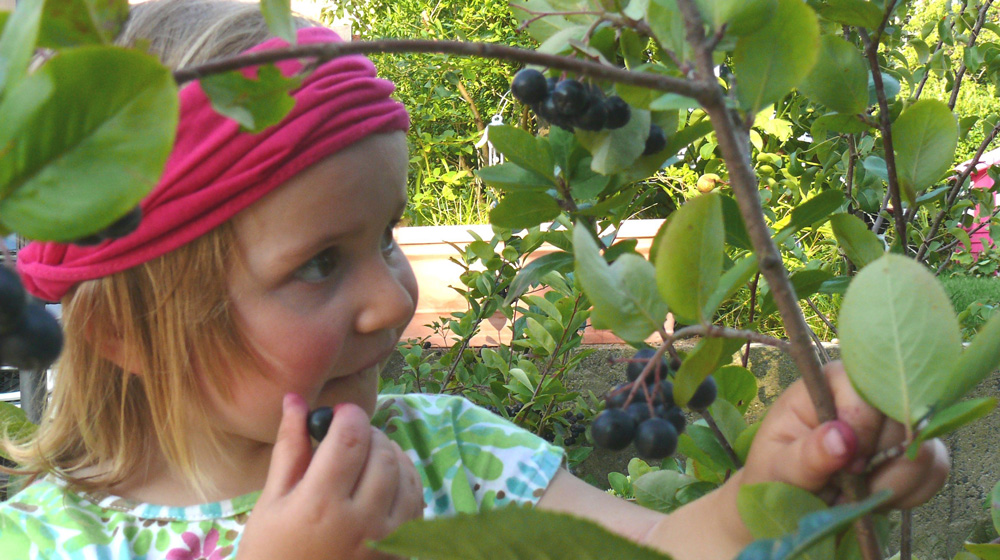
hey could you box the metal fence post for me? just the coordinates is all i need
[18,369,47,424]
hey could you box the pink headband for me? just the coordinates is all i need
[17,27,410,302]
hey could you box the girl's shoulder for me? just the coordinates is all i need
[374,393,565,517]
[0,477,254,559]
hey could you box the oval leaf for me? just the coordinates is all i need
[737,482,833,560]
[715,365,758,414]
[487,125,555,180]
[261,0,296,44]
[655,193,724,324]
[39,0,129,47]
[733,0,820,114]
[839,254,963,425]
[0,46,178,241]
[476,162,556,192]
[375,505,674,560]
[0,0,44,89]
[489,192,561,230]
[576,108,651,175]
[829,213,884,269]
[905,397,996,459]
[799,35,869,115]
[893,100,959,204]
[674,337,724,406]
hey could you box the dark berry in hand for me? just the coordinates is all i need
[511,69,549,105]
[634,417,678,459]
[626,402,652,424]
[574,99,607,131]
[642,124,667,156]
[604,96,631,129]
[0,304,63,371]
[626,348,668,384]
[0,266,26,334]
[551,79,589,117]
[103,206,143,239]
[307,407,334,441]
[590,408,636,451]
[686,376,718,411]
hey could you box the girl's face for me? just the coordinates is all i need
[212,132,417,445]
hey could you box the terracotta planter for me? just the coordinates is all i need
[397,219,665,347]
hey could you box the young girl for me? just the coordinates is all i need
[0,1,949,559]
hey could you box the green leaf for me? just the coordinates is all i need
[0,46,178,241]
[703,254,758,321]
[692,0,777,36]
[734,421,760,464]
[525,316,557,355]
[799,35,869,115]
[374,505,675,560]
[759,269,833,317]
[814,0,883,29]
[574,226,669,343]
[488,125,555,180]
[260,0,296,44]
[905,398,996,459]
[781,491,892,559]
[737,482,834,560]
[733,0,820,114]
[504,251,574,305]
[708,398,747,444]
[490,192,561,230]
[200,65,301,132]
[839,254,963,425]
[655,193,724,325]
[38,0,129,47]
[829,213,884,269]
[475,163,555,192]
[662,121,715,163]
[0,402,36,460]
[721,194,752,250]
[777,187,846,239]
[0,0,44,90]
[965,544,1000,560]
[577,108,651,174]
[867,72,901,106]
[944,310,1000,420]
[715,365,757,414]
[893,100,959,205]
[675,338,724,407]
[633,469,698,514]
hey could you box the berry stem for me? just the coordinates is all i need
[700,409,742,469]
[671,324,790,353]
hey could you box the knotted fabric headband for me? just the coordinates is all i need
[17,27,410,302]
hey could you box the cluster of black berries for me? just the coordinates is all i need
[0,266,63,372]
[510,69,666,156]
[591,348,717,460]
[562,410,587,446]
[72,206,143,246]
[483,402,524,417]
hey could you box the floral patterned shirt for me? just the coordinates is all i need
[0,394,565,559]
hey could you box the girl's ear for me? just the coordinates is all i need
[90,330,145,376]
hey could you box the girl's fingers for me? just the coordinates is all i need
[303,402,374,499]
[870,438,950,509]
[350,429,402,516]
[772,420,859,492]
[263,393,314,498]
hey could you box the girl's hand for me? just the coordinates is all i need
[739,360,951,509]
[237,394,424,560]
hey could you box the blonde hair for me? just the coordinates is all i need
[3,0,319,495]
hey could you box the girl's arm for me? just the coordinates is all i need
[536,361,950,560]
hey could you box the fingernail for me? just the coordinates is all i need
[823,426,847,457]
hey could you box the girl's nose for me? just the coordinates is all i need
[354,258,418,335]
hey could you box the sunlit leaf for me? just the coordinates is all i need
[905,398,996,459]
[0,0,44,90]
[655,193,724,324]
[490,192,560,229]
[839,254,963,425]
[200,64,301,132]
[476,163,556,192]
[260,0,296,44]
[488,125,556,180]
[577,108,651,174]
[715,365,757,414]
[829,213,884,269]
[733,0,820,114]
[675,338,724,406]
[893,100,959,204]
[0,46,177,241]
[799,35,869,115]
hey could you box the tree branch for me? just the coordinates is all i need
[173,39,709,101]
[672,324,791,353]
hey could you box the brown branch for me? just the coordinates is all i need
[173,39,709,101]
[673,1,882,556]
[948,0,995,110]
[456,80,485,132]
[915,121,1000,262]
[672,324,791,353]
[860,28,907,255]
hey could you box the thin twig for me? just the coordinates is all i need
[860,28,907,254]
[948,0,994,110]
[173,39,709,101]
[806,297,837,337]
[742,272,761,368]
[900,509,912,560]
[701,409,743,468]
[672,324,791,353]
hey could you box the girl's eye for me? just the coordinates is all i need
[381,224,398,255]
[294,249,339,282]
